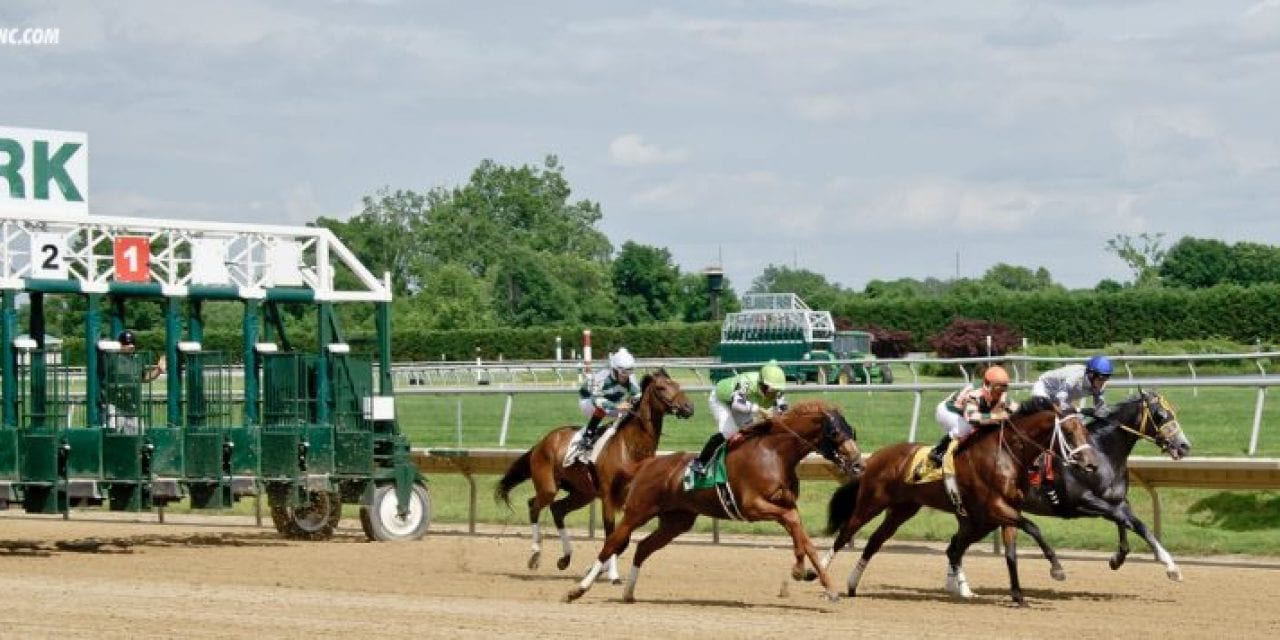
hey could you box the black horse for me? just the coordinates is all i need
[1021,390,1191,580]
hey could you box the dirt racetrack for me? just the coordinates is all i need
[1,513,1278,639]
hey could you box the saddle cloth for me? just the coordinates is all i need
[682,445,730,492]
[906,440,958,484]
[562,422,619,467]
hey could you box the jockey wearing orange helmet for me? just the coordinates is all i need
[928,365,1020,467]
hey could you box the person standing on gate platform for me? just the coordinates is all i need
[102,330,165,434]
[1032,355,1113,414]
[927,365,1019,468]
[691,360,790,475]
[574,348,641,460]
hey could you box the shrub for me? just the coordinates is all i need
[928,317,1022,358]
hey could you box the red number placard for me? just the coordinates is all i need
[113,236,151,282]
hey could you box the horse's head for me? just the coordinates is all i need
[1055,412,1100,474]
[1134,390,1192,460]
[818,409,865,479]
[640,369,694,419]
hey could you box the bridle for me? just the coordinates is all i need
[771,409,863,477]
[998,410,1093,468]
[1112,393,1184,452]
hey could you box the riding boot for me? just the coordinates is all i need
[579,413,604,458]
[691,433,726,475]
[928,435,952,468]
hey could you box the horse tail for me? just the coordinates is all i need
[826,477,861,535]
[495,449,534,509]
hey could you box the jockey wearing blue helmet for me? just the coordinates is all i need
[1033,355,1113,412]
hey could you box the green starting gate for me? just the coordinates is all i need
[0,212,428,542]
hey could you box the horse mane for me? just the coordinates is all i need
[640,368,669,391]
[1013,394,1056,418]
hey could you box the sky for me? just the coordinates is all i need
[4,0,1279,293]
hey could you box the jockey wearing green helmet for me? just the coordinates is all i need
[691,360,790,475]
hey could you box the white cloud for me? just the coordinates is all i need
[608,134,689,167]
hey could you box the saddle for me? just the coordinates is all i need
[562,421,618,467]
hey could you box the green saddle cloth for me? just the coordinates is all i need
[683,445,729,491]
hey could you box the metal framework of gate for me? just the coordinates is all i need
[0,211,428,541]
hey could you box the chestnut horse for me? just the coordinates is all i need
[496,369,694,582]
[822,397,1098,606]
[565,400,864,604]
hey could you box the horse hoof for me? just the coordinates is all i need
[1012,599,1028,608]
[846,587,857,598]
[528,551,541,570]
[610,578,622,586]
[1050,567,1066,582]
[801,569,819,582]
[1167,567,1183,582]
[556,555,571,571]
[822,591,840,603]
[565,587,586,603]
[1109,556,1124,571]
[622,593,636,604]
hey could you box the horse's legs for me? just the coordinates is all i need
[816,499,889,575]
[549,489,594,571]
[845,503,922,597]
[1117,501,1181,580]
[772,508,839,602]
[623,510,698,603]
[944,519,992,599]
[1000,523,1027,607]
[600,496,621,584]
[1014,516,1066,581]
[1112,523,1131,571]
[565,503,658,602]
[525,464,559,570]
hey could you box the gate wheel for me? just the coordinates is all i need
[360,483,431,542]
[270,490,342,541]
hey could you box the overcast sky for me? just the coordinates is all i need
[5,0,1279,292]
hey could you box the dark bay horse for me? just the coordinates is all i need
[823,397,1098,605]
[565,400,864,603]
[1020,390,1191,579]
[496,369,694,581]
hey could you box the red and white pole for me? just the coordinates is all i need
[582,329,593,377]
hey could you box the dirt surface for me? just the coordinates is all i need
[1,513,1278,639]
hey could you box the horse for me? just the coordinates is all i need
[495,369,694,582]
[564,399,864,604]
[822,396,1099,606]
[1019,389,1191,580]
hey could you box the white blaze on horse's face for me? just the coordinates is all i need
[1148,395,1191,460]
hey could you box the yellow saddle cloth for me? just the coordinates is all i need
[906,440,958,484]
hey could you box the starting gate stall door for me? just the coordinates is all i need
[330,353,375,477]
[12,349,73,513]
[182,351,235,509]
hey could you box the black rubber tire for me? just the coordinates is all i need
[269,490,342,541]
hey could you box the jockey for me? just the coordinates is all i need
[928,365,1019,468]
[575,348,642,458]
[692,360,789,475]
[1032,355,1113,413]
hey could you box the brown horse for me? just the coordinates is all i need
[564,400,864,604]
[496,369,694,581]
[822,396,1098,606]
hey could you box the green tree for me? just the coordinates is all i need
[980,263,1057,292]
[1230,242,1280,286]
[1160,237,1232,289]
[674,272,741,322]
[315,188,429,296]
[1106,232,1166,288]
[422,156,612,277]
[611,242,680,324]
[396,263,496,331]
[750,264,847,310]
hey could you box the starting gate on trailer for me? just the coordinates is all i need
[0,211,429,541]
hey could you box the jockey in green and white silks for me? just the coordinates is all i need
[574,348,642,457]
[1032,355,1113,412]
[691,361,789,475]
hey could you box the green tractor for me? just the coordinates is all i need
[828,330,892,384]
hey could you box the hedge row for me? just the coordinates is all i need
[48,323,723,365]
[38,284,1280,365]
[836,284,1280,349]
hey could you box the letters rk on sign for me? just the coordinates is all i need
[113,236,150,282]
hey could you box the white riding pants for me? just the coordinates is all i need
[935,401,974,440]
